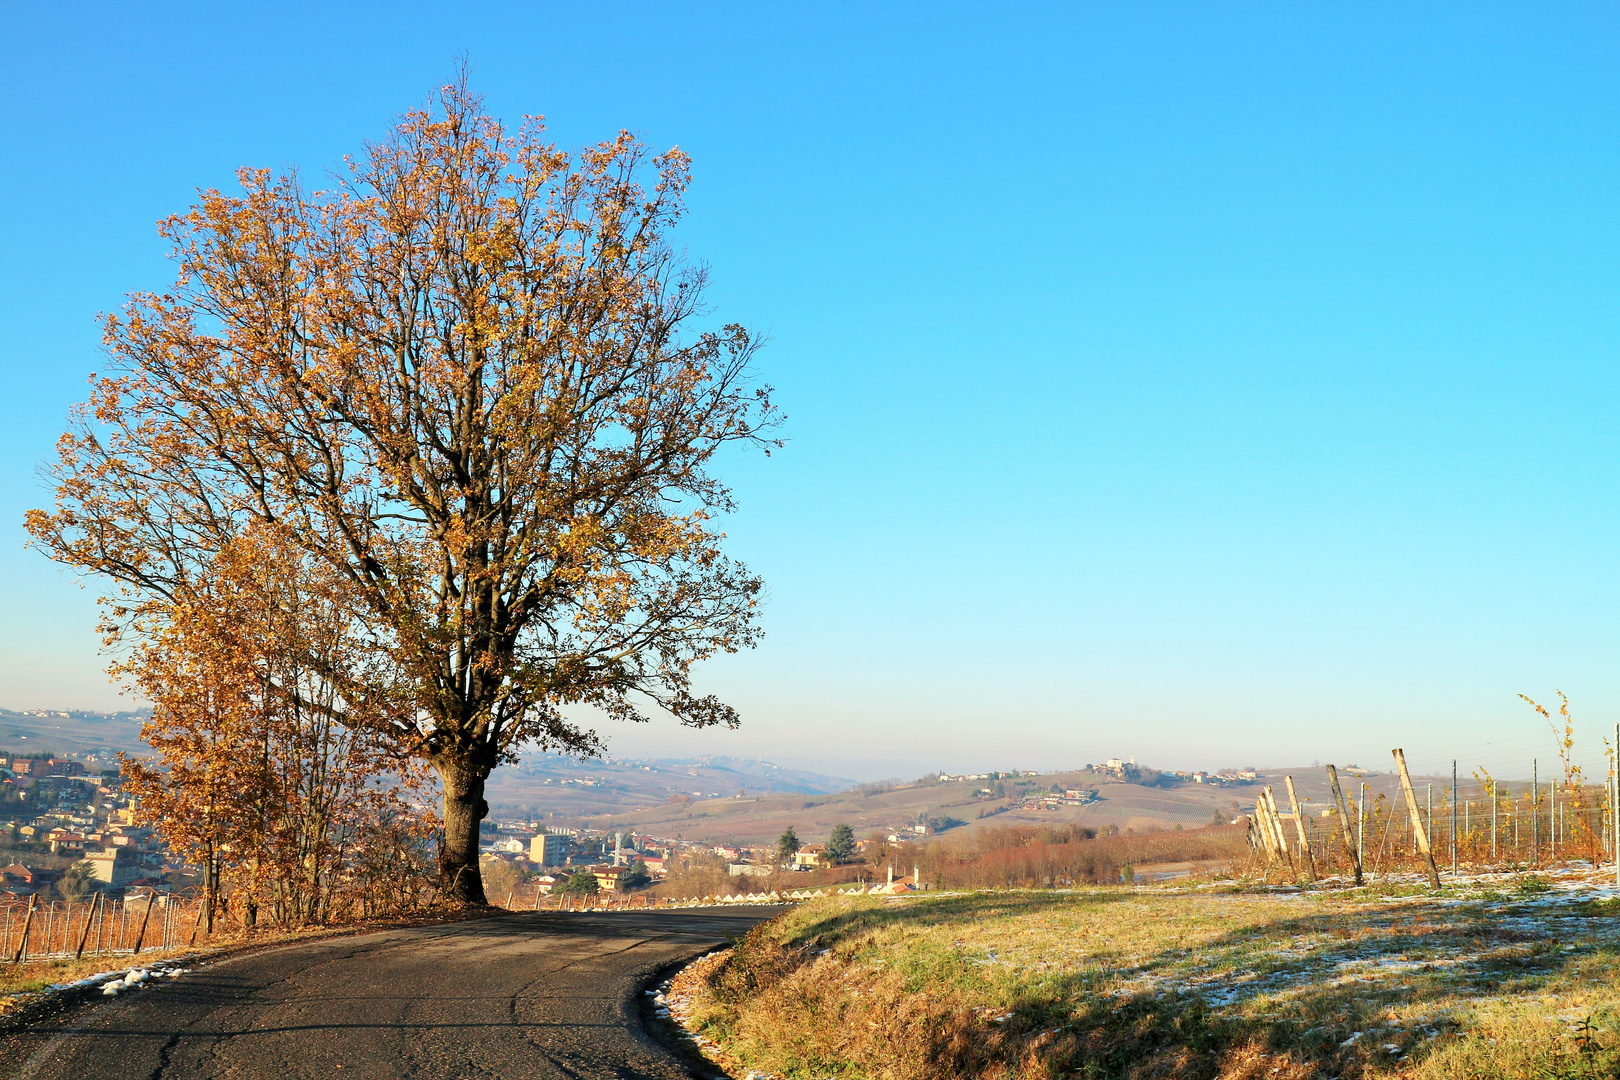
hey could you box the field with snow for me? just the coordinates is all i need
[668,867,1620,1079]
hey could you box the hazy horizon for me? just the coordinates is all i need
[6,4,1620,787]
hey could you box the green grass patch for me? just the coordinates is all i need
[674,879,1620,1080]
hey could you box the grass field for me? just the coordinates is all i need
[669,869,1620,1079]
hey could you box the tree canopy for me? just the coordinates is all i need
[775,827,801,867]
[825,823,856,865]
[26,75,776,903]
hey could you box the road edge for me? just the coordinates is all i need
[0,905,510,1036]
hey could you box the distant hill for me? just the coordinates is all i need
[490,762,1460,848]
[483,751,857,824]
[0,705,1457,852]
[0,709,148,763]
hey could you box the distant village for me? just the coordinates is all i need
[478,821,931,895]
[0,713,1286,904]
[0,750,157,899]
[477,761,1273,895]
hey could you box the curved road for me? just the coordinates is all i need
[1,907,778,1080]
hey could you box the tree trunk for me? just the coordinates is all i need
[436,756,490,905]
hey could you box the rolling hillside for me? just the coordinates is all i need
[0,705,1455,852]
[543,764,1436,847]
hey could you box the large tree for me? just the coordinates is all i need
[26,78,776,903]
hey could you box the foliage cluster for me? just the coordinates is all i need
[25,73,774,904]
[908,822,1246,889]
[117,528,438,928]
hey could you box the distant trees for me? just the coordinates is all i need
[852,780,900,797]
[921,814,966,834]
[825,823,856,865]
[910,823,1246,889]
[481,858,523,906]
[58,861,94,901]
[775,827,802,867]
[657,850,730,898]
[26,76,776,905]
[557,869,601,898]
[620,858,652,890]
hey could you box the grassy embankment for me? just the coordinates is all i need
[673,872,1620,1079]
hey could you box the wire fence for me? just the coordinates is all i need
[1246,738,1620,884]
[0,894,205,963]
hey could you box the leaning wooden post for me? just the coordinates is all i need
[131,897,156,956]
[1268,789,1295,869]
[1392,748,1442,888]
[1262,789,1295,872]
[74,893,101,960]
[1250,786,1276,861]
[11,895,37,964]
[187,897,207,947]
[1325,765,1363,885]
[1283,776,1317,882]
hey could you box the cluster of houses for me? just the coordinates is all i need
[479,824,682,894]
[1022,788,1102,810]
[0,753,160,897]
[477,821,923,895]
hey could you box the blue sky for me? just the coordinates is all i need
[3,3,1619,780]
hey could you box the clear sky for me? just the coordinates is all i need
[3,3,1619,781]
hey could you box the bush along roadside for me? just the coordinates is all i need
[666,881,1620,1080]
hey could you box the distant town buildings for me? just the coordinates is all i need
[529,833,570,867]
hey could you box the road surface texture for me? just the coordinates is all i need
[1,907,779,1080]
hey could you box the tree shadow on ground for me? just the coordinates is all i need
[728,890,1620,1079]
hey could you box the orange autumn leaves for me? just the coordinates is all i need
[117,526,436,927]
[26,73,775,903]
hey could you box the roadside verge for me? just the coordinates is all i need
[656,873,1620,1080]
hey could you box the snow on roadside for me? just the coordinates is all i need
[45,958,194,995]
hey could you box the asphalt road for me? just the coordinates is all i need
[1,907,779,1080]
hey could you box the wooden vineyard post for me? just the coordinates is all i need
[1532,759,1539,862]
[1359,784,1367,870]
[1253,797,1274,862]
[1258,789,1286,867]
[1261,789,1281,863]
[1283,776,1317,882]
[1492,779,1498,861]
[1266,788,1298,874]
[11,895,37,964]
[74,893,101,960]
[1326,765,1363,885]
[1392,749,1442,888]
[1614,722,1619,887]
[1458,764,1470,874]
[188,898,207,947]
[1273,789,1297,871]
[1249,797,1274,863]
[131,897,155,956]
